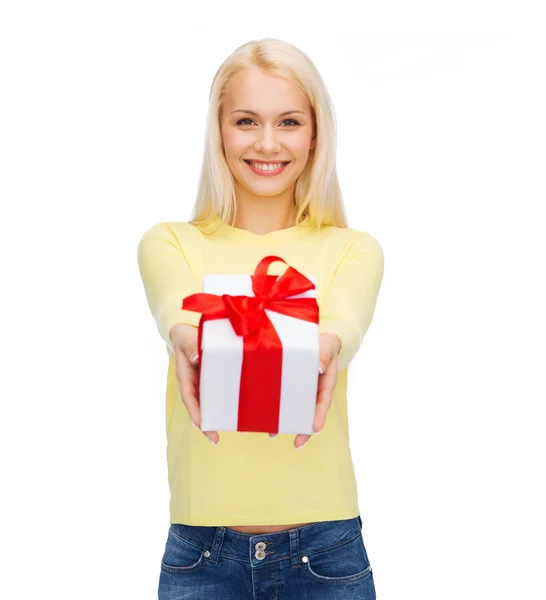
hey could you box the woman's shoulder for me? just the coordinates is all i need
[319,223,382,252]
[138,220,207,247]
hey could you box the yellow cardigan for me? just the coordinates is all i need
[137,215,384,526]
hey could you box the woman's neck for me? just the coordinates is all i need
[233,203,299,235]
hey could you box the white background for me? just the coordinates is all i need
[1,1,544,599]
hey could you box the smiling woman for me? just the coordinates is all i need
[137,37,383,600]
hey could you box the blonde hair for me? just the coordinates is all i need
[189,37,348,232]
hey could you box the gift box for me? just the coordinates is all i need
[182,255,320,435]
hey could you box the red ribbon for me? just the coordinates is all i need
[181,255,319,433]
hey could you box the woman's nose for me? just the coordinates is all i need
[255,125,281,152]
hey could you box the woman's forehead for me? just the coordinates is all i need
[224,68,310,114]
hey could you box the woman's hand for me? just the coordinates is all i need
[170,323,220,446]
[269,333,341,449]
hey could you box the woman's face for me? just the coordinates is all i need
[220,66,316,201]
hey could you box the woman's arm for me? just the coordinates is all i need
[318,231,385,372]
[137,222,200,353]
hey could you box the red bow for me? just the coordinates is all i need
[182,255,319,433]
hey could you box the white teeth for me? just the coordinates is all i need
[248,161,286,171]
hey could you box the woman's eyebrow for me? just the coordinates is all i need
[231,109,306,117]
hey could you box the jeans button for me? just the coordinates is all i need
[255,541,266,551]
[255,550,266,560]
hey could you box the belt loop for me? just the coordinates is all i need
[207,526,226,564]
[358,515,363,529]
[289,528,300,568]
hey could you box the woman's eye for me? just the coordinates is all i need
[281,118,300,127]
[236,118,300,127]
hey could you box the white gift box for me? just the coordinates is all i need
[198,274,320,435]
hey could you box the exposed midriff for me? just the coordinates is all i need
[224,522,317,534]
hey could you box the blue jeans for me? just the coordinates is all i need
[158,515,376,599]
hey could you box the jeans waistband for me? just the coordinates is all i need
[169,516,363,568]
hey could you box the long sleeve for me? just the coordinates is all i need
[318,232,385,371]
[137,222,201,354]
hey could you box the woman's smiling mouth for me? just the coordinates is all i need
[243,160,291,176]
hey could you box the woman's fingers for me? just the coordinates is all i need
[314,353,338,432]
[175,349,220,445]
[294,433,311,448]
[294,351,338,449]
[175,350,200,423]
[202,429,220,445]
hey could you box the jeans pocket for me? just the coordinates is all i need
[160,526,208,575]
[302,532,373,584]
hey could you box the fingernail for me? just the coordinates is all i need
[191,421,198,428]
[269,434,277,438]
[295,444,304,450]
[209,438,217,446]
[314,429,322,435]
[319,365,324,374]
[191,353,199,363]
